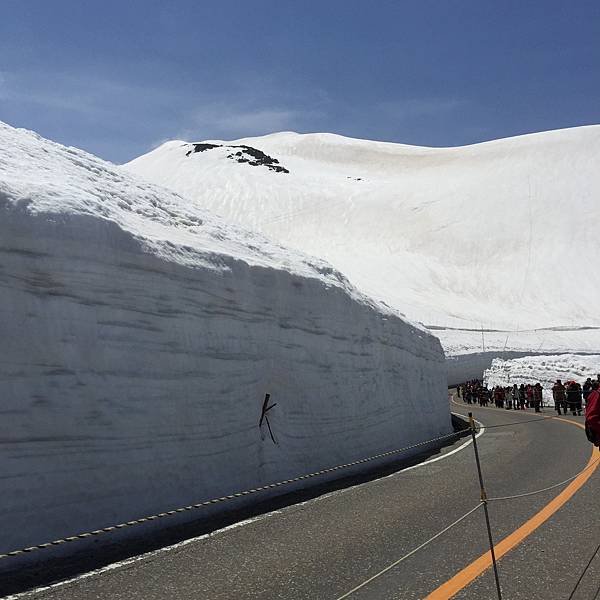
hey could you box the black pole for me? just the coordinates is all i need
[468,412,503,600]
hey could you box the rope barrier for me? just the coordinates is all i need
[567,542,600,600]
[486,455,600,502]
[480,415,556,429]
[334,503,484,600]
[0,429,464,560]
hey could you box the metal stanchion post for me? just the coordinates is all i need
[468,412,503,600]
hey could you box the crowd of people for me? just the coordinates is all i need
[457,376,600,416]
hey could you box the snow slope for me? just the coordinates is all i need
[484,354,600,404]
[0,121,448,555]
[126,127,600,358]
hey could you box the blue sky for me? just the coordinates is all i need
[1,0,598,163]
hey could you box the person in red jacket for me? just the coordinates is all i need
[585,382,600,446]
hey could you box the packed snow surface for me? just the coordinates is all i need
[484,354,600,404]
[126,127,600,357]
[0,121,448,554]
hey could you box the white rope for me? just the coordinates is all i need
[487,455,600,502]
[483,415,556,429]
[567,542,600,600]
[334,503,484,600]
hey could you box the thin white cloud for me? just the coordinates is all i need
[377,97,466,120]
[187,104,323,141]
[0,69,188,117]
[1,68,328,141]
[0,71,8,100]
[215,108,304,134]
[1,66,468,159]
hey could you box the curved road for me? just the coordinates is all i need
[4,397,600,600]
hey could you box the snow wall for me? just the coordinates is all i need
[0,200,449,557]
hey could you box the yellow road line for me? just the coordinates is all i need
[425,418,600,599]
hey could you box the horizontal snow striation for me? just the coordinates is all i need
[126,126,600,361]
[0,121,448,555]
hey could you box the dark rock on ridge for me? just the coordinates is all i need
[185,143,289,173]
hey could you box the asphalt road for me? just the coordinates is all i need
[4,397,599,600]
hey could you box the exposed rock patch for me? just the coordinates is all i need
[186,143,289,173]
[185,143,221,155]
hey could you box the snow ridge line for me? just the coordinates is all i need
[0,429,464,560]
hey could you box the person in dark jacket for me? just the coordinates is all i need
[526,384,534,408]
[518,384,526,410]
[511,384,519,410]
[479,386,489,407]
[566,381,576,416]
[575,382,583,415]
[533,383,543,413]
[585,382,600,446]
[583,378,593,405]
[566,381,582,416]
[552,380,567,415]
[494,386,504,408]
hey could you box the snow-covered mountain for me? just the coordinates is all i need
[0,121,448,554]
[126,127,600,359]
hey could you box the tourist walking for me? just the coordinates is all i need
[585,382,600,446]
[533,383,543,413]
[518,384,526,410]
[552,380,567,415]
